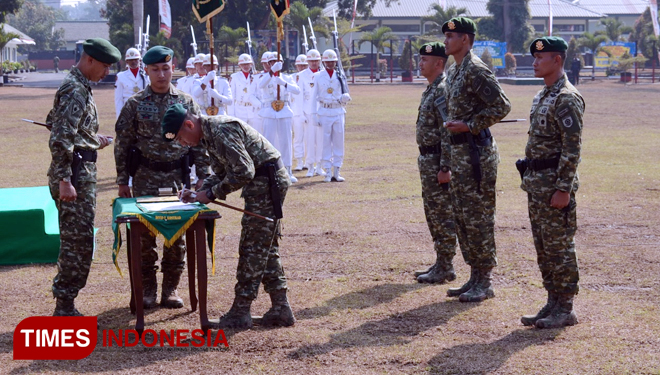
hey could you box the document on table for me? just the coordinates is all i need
[138,202,201,212]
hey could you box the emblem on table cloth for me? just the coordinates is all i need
[206,106,219,115]
[271,100,285,112]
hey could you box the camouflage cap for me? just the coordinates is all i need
[162,103,187,142]
[442,17,477,35]
[143,46,174,65]
[529,36,568,55]
[82,38,121,64]
[420,42,448,58]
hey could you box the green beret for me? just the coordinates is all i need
[82,38,121,64]
[162,103,187,142]
[420,42,447,58]
[529,37,568,55]
[143,46,174,65]
[442,17,477,35]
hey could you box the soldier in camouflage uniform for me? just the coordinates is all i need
[114,46,210,309]
[520,37,583,328]
[47,38,120,316]
[413,42,457,284]
[162,103,294,330]
[437,18,511,302]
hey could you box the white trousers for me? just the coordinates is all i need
[320,114,345,169]
[292,114,306,161]
[263,117,293,167]
[249,116,264,135]
[304,113,323,166]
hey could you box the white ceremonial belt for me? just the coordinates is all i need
[236,101,252,107]
[264,101,289,108]
[321,102,342,109]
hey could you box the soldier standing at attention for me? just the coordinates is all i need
[114,46,210,309]
[437,17,511,302]
[192,54,232,116]
[162,103,294,329]
[48,38,120,316]
[413,42,458,284]
[114,48,149,118]
[520,37,583,328]
[300,49,325,177]
[291,54,308,172]
[175,57,197,95]
[229,53,261,128]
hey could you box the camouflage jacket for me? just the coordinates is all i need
[47,67,100,183]
[522,74,584,194]
[416,73,448,148]
[441,50,511,167]
[199,115,288,199]
[114,83,210,185]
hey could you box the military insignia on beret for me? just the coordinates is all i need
[165,132,176,139]
[448,21,456,30]
[165,55,171,62]
[425,45,433,53]
[536,41,544,51]
[562,117,574,128]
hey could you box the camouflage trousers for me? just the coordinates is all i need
[50,181,96,300]
[235,172,289,300]
[133,168,186,274]
[449,142,499,269]
[528,191,580,295]
[417,154,457,263]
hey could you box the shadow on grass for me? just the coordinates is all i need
[426,328,564,375]
[296,283,425,320]
[289,299,475,359]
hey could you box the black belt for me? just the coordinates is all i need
[450,129,492,147]
[527,157,560,171]
[419,143,442,156]
[75,149,97,163]
[255,158,284,178]
[141,157,182,173]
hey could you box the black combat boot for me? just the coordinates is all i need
[459,268,495,302]
[53,297,83,316]
[521,292,558,326]
[417,263,456,284]
[447,268,477,297]
[261,289,296,327]
[535,293,578,329]
[209,296,253,329]
[142,268,158,309]
[414,263,436,278]
[160,270,184,309]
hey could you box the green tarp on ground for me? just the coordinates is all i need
[0,186,60,265]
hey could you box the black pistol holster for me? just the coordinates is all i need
[127,146,142,177]
[515,158,528,181]
[71,149,97,190]
[181,149,194,189]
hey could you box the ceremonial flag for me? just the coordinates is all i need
[192,0,226,23]
[650,1,660,36]
[158,0,172,39]
[548,0,553,36]
[270,0,290,21]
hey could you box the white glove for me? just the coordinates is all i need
[271,61,283,73]
[208,89,229,104]
[202,70,216,86]
[275,76,287,86]
[340,93,352,104]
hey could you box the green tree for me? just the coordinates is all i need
[480,0,534,52]
[6,0,64,51]
[0,0,23,24]
[597,18,633,42]
[0,24,20,70]
[422,4,467,35]
[398,39,415,72]
[335,0,397,19]
[286,1,330,43]
[150,31,183,62]
[217,25,246,63]
[102,0,133,55]
[579,32,608,80]
[628,7,659,60]
[358,26,397,65]
[564,36,583,71]
[480,48,494,71]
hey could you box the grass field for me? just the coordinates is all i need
[0,79,659,374]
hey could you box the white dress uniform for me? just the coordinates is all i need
[114,68,149,118]
[229,71,261,128]
[258,71,300,177]
[298,67,324,176]
[291,71,306,170]
[192,71,233,115]
[314,66,351,180]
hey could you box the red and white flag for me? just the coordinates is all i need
[158,0,172,39]
[548,0,553,36]
[650,0,660,36]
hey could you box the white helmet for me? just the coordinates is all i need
[306,49,321,61]
[193,53,206,64]
[295,54,308,65]
[186,57,195,69]
[203,54,219,65]
[261,51,272,63]
[322,49,338,62]
[238,53,253,65]
[125,47,141,60]
[268,53,283,62]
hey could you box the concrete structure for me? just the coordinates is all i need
[54,21,110,50]
[1,24,35,64]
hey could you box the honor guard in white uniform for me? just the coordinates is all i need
[192,54,233,116]
[315,49,351,182]
[258,52,301,182]
[176,57,196,95]
[291,54,308,171]
[229,53,261,128]
[300,49,325,177]
[249,52,274,135]
[114,47,149,118]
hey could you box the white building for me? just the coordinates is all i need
[1,24,35,64]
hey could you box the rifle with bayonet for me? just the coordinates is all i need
[246,22,255,73]
[190,25,198,56]
[302,25,309,54]
[307,17,318,50]
[332,10,349,94]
